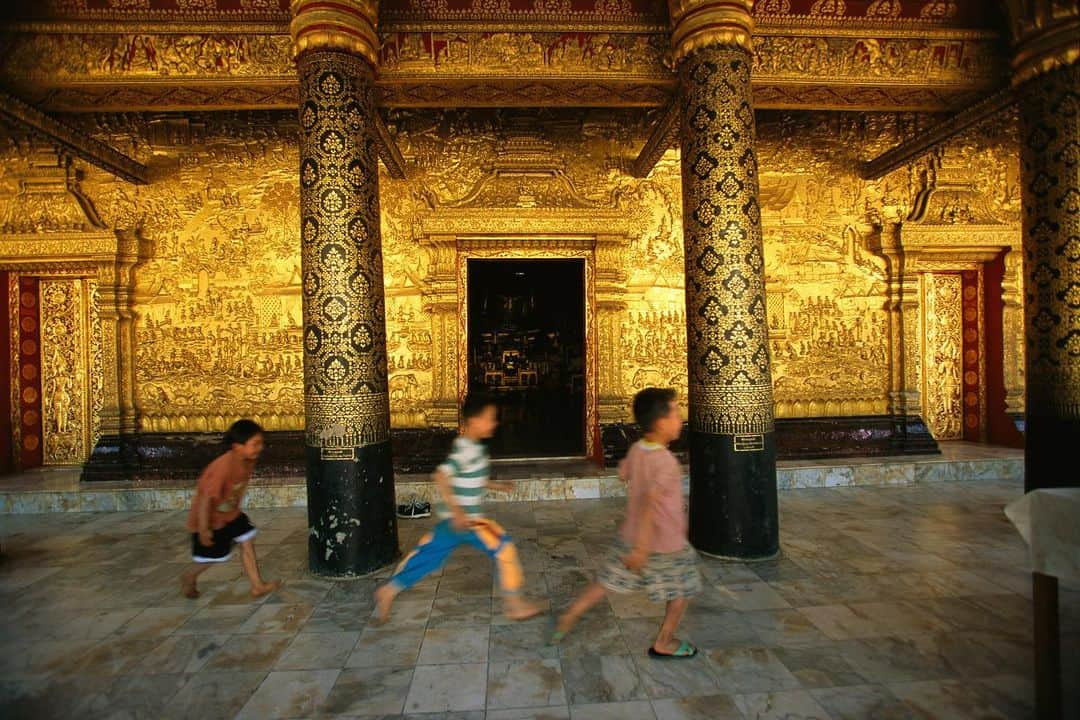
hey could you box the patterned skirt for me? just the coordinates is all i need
[596,538,703,602]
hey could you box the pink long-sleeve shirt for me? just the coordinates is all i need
[618,440,687,554]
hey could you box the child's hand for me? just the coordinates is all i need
[622,547,648,573]
[199,529,213,547]
[451,509,470,531]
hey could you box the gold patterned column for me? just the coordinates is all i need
[1003,1,1080,494]
[292,0,397,576]
[671,0,777,559]
[596,234,628,425]
[876,222,924,423]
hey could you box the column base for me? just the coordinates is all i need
[1024,415,1079,492]
[688,430,779,560]
[306,440,399,577]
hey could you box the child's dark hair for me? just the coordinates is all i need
[461,392,497,420]
[225,419,264,446]
[632,387,677,432]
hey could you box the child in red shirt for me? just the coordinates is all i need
[180,419,279,600]
[552,388,702,657]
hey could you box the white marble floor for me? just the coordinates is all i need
[1,476,1076,719]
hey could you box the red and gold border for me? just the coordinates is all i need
[960,269,982,441]
[17,277,44,469]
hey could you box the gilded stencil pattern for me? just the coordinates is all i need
[679,47,775,435]
[298,52,391,449]
[40,279,87,464]
[1020,63,1080,420]
[922,273,963,439]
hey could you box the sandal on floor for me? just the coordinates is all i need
[647,640,698,659]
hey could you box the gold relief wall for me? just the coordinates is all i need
[0,107,1024,435]
[921,273,963,438]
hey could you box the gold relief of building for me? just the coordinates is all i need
[0,0,1041,471]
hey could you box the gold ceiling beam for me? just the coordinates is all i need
[858,86,1016,180]
[0,89,148,184]
[630,99,680,178]
[374,111,407,180]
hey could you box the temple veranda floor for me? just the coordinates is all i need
[2,477,1077,719]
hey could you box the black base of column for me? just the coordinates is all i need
[306,441,399,577]
[1024,415,1080,492]
[688,430,779,560]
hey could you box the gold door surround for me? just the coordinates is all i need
[457,238,597,459]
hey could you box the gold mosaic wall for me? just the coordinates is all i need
[0,108,1023,436]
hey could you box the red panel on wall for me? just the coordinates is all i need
[960,270,981,442]
[17,278,43,469]
[0,271,11,474]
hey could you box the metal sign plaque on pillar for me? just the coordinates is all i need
[292,0,399,576]
[670,0,780,560]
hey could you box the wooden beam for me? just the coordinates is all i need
[859,86,1016,180]
[0,90,148,185]
[374,112,407,180]
[630,99,680,178]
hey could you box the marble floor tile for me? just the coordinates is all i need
[370,597,434,628]
[161,671,268,720]
[733,689,831,720]
[771,643,868,688]
[489,616,560,661]
[418,625,490,664]
[487,706,571,720]
[174,605,259,635]
[137,634,225,674]
[273,630,359,670]
[569,700,657,720]
[558,613,630,658]
[203,633,294,671]
[888,679,1011,720]
[300,600,373,633]
[427,594,493,627]
[743,608,832,649]
[234,669,339,720]
[651,693,744,720]
[705,647,802,695]
[810,684,915,720]
[318,665,413,716]
[347,626,425,668]
[486,658,567,709]
[561,654,646,705]
[74,671,189,719]
[236,602,313,634]
[970,674,1036,720]
[632,651,722,699]
[402,662,488,714]
[833,637,959,684]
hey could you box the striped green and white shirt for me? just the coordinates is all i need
[435,437,489,520]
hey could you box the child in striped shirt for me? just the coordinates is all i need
[374,393,543,623]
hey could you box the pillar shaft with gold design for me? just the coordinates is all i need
[1004,1,1080,492]
[292,0,397,576]
[671,0,778,559]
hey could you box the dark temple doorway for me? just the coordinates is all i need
[467,259,586,458]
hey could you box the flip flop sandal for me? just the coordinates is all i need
[647,640,698,659]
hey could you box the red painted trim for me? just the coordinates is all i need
[0,271,11,474]
[17,277,43,468]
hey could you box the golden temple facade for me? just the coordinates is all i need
[0,0,1062,471]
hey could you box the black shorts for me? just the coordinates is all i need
[191,513,257,563]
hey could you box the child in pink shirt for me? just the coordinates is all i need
[552,388,702,658]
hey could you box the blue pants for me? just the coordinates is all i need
[388,518,524,594]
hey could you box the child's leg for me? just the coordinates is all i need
[651,598,690,654]
[180,563,211,598]
[555,582,607,635]
[465,519,541,620]
[375,521,460,622]
[237,539,279,597]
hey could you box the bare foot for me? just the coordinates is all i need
[373,584,396,626]
[504,598,544,621]
[180,574,200,599]
[250,580,281,599]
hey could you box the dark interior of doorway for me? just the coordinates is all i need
[467,259,585,458]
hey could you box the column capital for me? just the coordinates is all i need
[668,0,754,64]
[1001,1,1079,86]
[290,0,379,67]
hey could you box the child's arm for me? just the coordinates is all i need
[196,493,213,546]
[624,487,658,572]
[432,468,469,530]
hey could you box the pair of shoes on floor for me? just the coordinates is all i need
[396,497,431,519]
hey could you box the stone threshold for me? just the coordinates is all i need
[0,442,1023,514]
